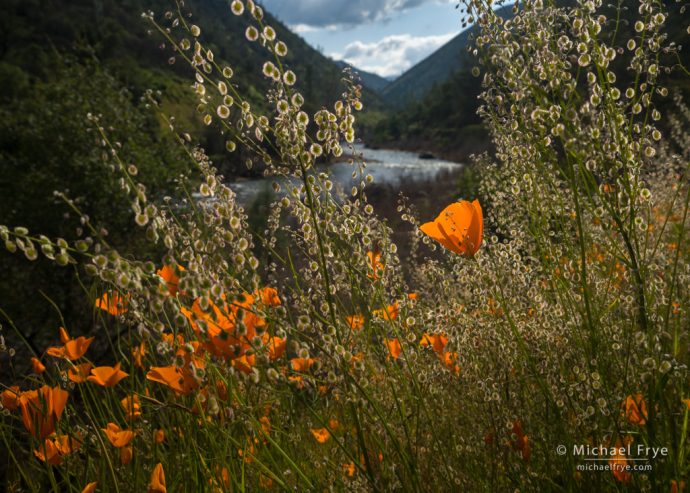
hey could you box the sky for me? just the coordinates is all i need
[261,0,464,79]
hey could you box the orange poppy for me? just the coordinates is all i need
[441,351,460,375]
[34,434,81,465]
[47,332,94,361]
[343,462,356,477]
[622,394,648,426]
[31,357,46,374]
[268,336,286,360]
[147,366,197,395]
[509,420,530,461]
[407,293,418,300]
[232,354,256,374]
[609,439,631,483]
[373,303,399,321]
[157,264,184,297]
[290,357,316,372]
[367,250,383,279]
[311,427,331,443]
[671,480,686,493]
[385,339,402,360]
[18,385,69,439]
[1,386,21,411]
[420,333,448,355]
[154,429,166,444]
[81,482,98,493]
[120,445,133,465]
[87,363,128,387]
[95,292,129,316]
[68,363,93,383]
[121,395,141,421]
[257,286,281,307]
[102,422,135,448]
[346,315,365,331]
[420,199,483,257]
[148,463,166,493]
[132,341,146,369]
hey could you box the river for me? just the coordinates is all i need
[228,144,463,205]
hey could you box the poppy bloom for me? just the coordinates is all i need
[102,422,135,448]
[373,303,399,321]
[420,333,448,355]
[47,329,94,361]
[34,434,81,465]
[257,286,281,307]
[232,354,256,374]
[509,420,530,461]
[346,315,364,331]
[343,462,356,477]
[87,363,128,387]
[385,339,402,360]
[311,427,331,443]
[81,483,97,493]
[290,357,315,372]
[148,463,166,493]
[622,394,648,426]
[120,445,133,465]
[95,292,129,316]
[157,264,184,297]
[18,385,69,439]
[67,363,93,384]
[268,336,286,361]
[609,439,631,483]
[31,357,46,374]
[441,351,461,375]
[420,199,483,257]
[671,480,686,493]
[407,293,418,300]
[154,429,166,444]
[133,341,146,369]
[147,366,197,395]
[367,250,383,279]
[1,386,21,411]
[121,395,141,421]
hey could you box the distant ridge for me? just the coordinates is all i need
[334,60,391,93]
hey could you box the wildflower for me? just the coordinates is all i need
[47,328,93,361]
[346,315,364,331]
[120,445,133,465]
[31,357,46,374]
[18,385,69,439]
[343,462,356,477]
[154,429,166,444]
[420,199,483,257]
[408,293,418,300]
[622,394,648,426]
[95,292,129,316]
[671,480,686,493]
[157,264,184,297]
[1,386,21,411]
[148,463,166,493]
[367,249,383,279]
[311,427,331,443]
[509,421,530,461]
[147,366,197,395]
[385,339,402,360]
[34,434,81,465]
[87,363,128,387]
[257,286,281,307]
[232,354,256,374]
[290,357,315,372]
[609,439,631,483]
[373,303,399,321]
[420,333,448,355]
[133,341,146,369]
[121,395,141,421]
[67,363,93,383]
[268,336,286,360]
[81,483,97,493]
[102,422,135,448]
[441,351,461,375]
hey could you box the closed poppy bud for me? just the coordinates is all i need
[81,482,98,493]
[420,199,483,257]
[31,357,46,374]
[148,462,166,493]
[120,445,133,465]
[154,429,165,444]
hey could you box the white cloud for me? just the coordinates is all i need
[262,0,452,28]
[330,32,455,78]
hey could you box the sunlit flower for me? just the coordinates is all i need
[343,462,356,477]
[290,357,315,372]
[148,462,166,493]
[67,363,93,384]
[346,315,364,331]
[622,394,648,426]
[147,366,197,395]
[34,434,81,465]
[31,357,46,374]
[373,303,399,321]
[157,264,184,297]
[1,386,21,411]
[87,363,128,387]
[18,385,69,439]
[257,286,281,307]
[609,439,631,483]
[367,249,383,279]
[133,341,146,369]
[102,422,135,448]
[232,354,256,374]
[120,445,133,465]
[385,339,402,360]
[268,336,286,361]
[310,427,331,443]
[154,429,166,444]
[420,199,483,257]
[420,333,448,355]
[95,292,129,316]
[509,420,530,461]
[47,327,94,361]
[81,482,97,493]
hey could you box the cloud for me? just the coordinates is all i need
[262,0,451,28]
[330,33,455,78]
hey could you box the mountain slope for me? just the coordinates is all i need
[335,60,390,93]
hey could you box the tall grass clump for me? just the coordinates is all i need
[1,0,689,491]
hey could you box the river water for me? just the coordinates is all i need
[228,144,463,205]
